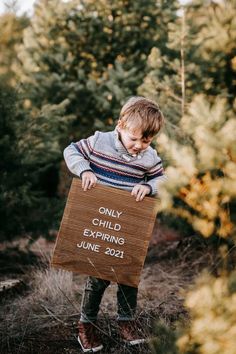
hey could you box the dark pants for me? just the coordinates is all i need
[80,276,138,323]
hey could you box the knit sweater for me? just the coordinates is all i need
[63,129,166,196]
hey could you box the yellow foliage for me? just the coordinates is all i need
[177,271,236,354]
[231,56,236,71]
[158,95,235,240]
[192,218,215,238]
[159,169,233,238]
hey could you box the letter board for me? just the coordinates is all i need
[51,178,158,287]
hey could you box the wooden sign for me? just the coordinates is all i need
[51,178,158,287]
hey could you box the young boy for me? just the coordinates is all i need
[63,96,165,352]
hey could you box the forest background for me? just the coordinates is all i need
[0,0,235,353]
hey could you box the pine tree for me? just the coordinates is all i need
[0,83,34,240]
[145,2,236,352]
[177,268,236,354]
[139,0,236,240]
[0,12,29,85]
[184,0,236,102]
[140,0,236,138]
[0,81,73,241]
[16,0,179,140]
[139,4,190,140]
[158,94,236,239]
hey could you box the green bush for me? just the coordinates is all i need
[0,82,69,241]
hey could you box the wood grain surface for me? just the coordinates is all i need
[51,178,158,287]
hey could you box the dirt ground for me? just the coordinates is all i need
[0,228,221,354]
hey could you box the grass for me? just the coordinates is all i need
[0,235,220,353]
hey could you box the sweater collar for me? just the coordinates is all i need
[113,129,145,162]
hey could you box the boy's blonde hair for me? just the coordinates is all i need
[119,96,164,138]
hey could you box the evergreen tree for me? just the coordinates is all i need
[145,2,236,352]
[0,83,35,240]
[0,82,72,241]
[177,268,236,354]
[139,5,190,140]
[139,0,236,139]
[184,0,236,102]
[158,94,236,239]
[16,0,179,141]
[139,0,236,240]
[0,12,29,85]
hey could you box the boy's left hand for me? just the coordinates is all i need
[131,184,151,202]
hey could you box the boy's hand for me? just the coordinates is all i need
[81,171,97,191]
[131,184,151,202]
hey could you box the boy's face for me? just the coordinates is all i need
[117,122,154,155]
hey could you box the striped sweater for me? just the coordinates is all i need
[63,129,166,196]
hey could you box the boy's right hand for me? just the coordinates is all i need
[81,171,97,191]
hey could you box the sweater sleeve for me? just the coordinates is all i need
[63,131,99,177]
[144,150,167,196]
